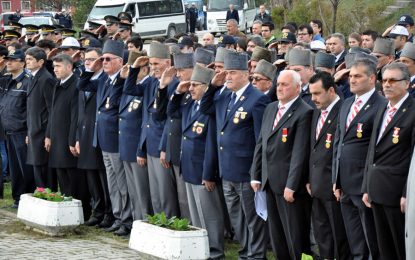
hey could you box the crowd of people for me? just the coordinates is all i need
[0,5,415,260]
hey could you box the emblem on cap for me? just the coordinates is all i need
[9,50,15,56]
[218,36,223,43]
[282,32,288,38]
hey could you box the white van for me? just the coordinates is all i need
[86,0,187,39]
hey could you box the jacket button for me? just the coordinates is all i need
[373,164,376,167]
[118,131,121,134]
[119,118,122,121]
[221,132,224,135]
[220,146,223,150]
[183,137,187,140]
[147,125,150,128]
[341,143,344,146]
[98,111,101,114]
[313,149,316,152]
[169,133,172,136]
[170,119,173,122]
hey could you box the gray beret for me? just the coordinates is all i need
[102,39,124,58]
[254,60,277,81]
[401,42,415,60]
[194,48,214,65]
[314,52,336,69]
[224,52,248,70]
[372,38,395,56]
[251,46,271,62]
[191,64,215,84]
[347,53,378,68]
[287,48,312,66]
[349,47,371,54]
[215,47,228,63]
[149,42,170,59]
[173,53,194,69]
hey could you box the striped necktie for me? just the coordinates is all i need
[346,98,362,130]
[316,110,329,139]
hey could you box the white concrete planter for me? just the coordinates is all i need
[17,193,84,236]
[129,220,209,260]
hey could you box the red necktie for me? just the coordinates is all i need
[379,106,397,137]
[272,106,285,130]
[346,98,362,130]
[316,110,329,139]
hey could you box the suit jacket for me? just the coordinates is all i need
[309,100,342,200]
[334,50,347,69]
[167,93,219,185]
[301,85,316,108]
[226,9,239,23]
[201,83,269,182]
[47,74,79,168]
[76,72,105,170]
[332,91,386,195]
[251,97,313,194]
[26,67,57,165]
[363,96,415,206]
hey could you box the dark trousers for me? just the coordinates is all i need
[340,193,379,260]
[85,169,112,220]
[372,202,405,260]
[56,168,91,220]
[33,165,57,191]
[6,132,34,203]
[312,197,351,260]
[267,187,312,260]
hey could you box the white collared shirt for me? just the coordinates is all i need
[231,82,250,104]
[278,95,300,118]
[60,73,73,85]
[30,69,40,77]
[108,70,120,84]
[323,96,340,115]
[91,70,104,80]
[346,88,376,121]
[335,50,345,62]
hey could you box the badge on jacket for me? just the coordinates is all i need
[392,127,400,144]
[325,133,332,149]
[356,123,363,138]
[282,128,288,142]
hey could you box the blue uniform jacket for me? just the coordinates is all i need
[167,92,219,185]
[77,70,124,153]
[200,84,270,182]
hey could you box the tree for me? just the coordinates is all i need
[327,0,341,33]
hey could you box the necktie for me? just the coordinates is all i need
[316,110,329,139]
[272,105,285,130]
[346,98,362,130]
[226,92,236,117]
[379,105,397,138]
[191,102,199,118]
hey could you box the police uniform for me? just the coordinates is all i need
[0,50,34,206]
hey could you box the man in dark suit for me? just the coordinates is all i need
[226,4,239,23]
[25,47,57,190]
[327,33,347,69]
[76,48,113,228]
[45,54,91,219]
[332,59,385,259]
[307,72,350,260]
[251,70,313,259]
[201,51,269,259]
[362,63,415,260]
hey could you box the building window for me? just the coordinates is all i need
[21,1,30,11]
[2,1,11,11]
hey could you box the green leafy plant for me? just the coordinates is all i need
[33,187,72,202]
[146,212,190,231]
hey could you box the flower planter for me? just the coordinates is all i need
[129,220,209,260]
[17,193,84,236]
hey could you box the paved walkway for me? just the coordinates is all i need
[0,210,140,260]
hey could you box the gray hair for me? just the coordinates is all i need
[382,62,411,81]
[351,59,377,77]
[280,69,301,87]
[330,33,345,45]
[253,20,263,26]
[227,19,238,26]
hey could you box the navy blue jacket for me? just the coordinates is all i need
[168,92,219,185]
[200,83,270,182]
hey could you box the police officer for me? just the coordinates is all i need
[0,49,34,208]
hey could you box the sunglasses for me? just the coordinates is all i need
[381,78,407,84]
[100,57,119,62]
[251,76,268,82]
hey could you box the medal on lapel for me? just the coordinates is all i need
[196,122,204,134]
[192,121,198,132]
[282,128,288,143]
[16,82,22,89]
[153,100,157,109]
[128,102,133,112]
[356,123,363,138]
[233,111,240,124]
[392,127,400,144]
[325,133,332,149]
[133,100,140,110]
[105,97,110,109]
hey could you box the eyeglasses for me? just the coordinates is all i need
[251,76,268,82]
[381,78,407,84]
[298,33,310,36]
[100,57,119,62]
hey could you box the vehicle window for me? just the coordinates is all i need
[126,3,136,18]
[138,2,156,17]
[170,0,183,13]
[19,17,50,26]
[138,0,183,17]
[208,0,243,11]
[89,4,124,20]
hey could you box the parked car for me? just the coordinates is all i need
[18,16,59,27]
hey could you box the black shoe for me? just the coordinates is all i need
[104,222,121,232]
[114,226,130,236]
[84,216,103,226]
[98,216,115,229]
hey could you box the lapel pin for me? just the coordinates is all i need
[403,108,407,112]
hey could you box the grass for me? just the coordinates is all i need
[0,182,275,259]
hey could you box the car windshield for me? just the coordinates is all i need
[208,0,243,11]
[19,17,51,26]
[89,5,124,20]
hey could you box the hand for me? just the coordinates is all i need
[90,57,103,72]
[120,64,130,79]
[382,24,395,37]
[69,146,78,157]
[176,81,190,93]
[333,68,350,83]
[137,66,150,81]
[72,50,82,63]
[56,38,63,46]
[75,141,80,154]
[44,137,51,152]
[160,151,171,169]
[25,136,28,145]
[47,48,59,60]
[362,193,371,208]
[202,180,216,192]
[160,67,176,89]
[211,70,226,87]
[132,56,149,68]
[137,156,147,167]
[284,187,295,203]
[18,35,26,43]
[94,25,105,35]
[32,34,40,43]
[112,32,121,40]
[251,182,261,192]
[0,59,6,68]
[268,41,278,50]
[306,183,311,196]
[401,197,406,213]
[273,59,287,67]
[333,184,341,202]
[207,62,215,69]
